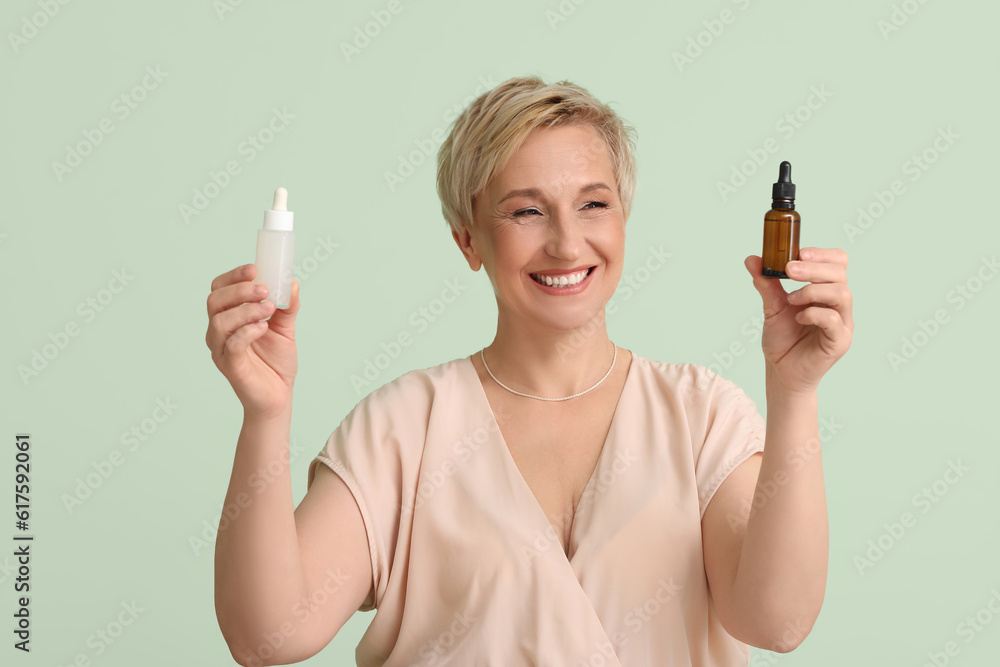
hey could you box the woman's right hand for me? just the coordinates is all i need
[206,264,300,419]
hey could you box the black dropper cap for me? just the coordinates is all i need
[771,161,795,199]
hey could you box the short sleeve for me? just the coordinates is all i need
[306,382,411,612]
[690,367,767,519]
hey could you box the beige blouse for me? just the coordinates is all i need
[307,352,767,666]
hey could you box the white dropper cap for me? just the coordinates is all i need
[262,187,294,231]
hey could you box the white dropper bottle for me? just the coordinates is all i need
[253,187,295,311]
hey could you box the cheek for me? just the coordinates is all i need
[600,229,626,262]
[495,233,537,268]
[599,236,626,285]
[491,247,521,277]
[604,262,625,290]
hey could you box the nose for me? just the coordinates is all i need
[544,208,582,261]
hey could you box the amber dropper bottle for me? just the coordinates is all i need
[761,161,800,278]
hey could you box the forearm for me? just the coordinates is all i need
[214,402,308,657]
[732,365,829,648]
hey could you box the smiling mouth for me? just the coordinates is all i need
[529,266,595,287]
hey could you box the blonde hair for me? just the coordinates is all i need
[436,76,638,236]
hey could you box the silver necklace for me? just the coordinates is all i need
[480,343,617,402]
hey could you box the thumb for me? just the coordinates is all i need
[744,255,788,316]
[266,279,300,336]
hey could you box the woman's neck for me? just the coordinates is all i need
[484,310,617,398]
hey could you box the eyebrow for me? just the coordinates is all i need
[496,182,613,205]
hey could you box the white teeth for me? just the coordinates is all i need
[531,269,589,287]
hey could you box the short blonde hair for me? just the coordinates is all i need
[436,76,638,236]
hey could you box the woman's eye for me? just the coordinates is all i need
[513,208,541,217]
[512,201,607,217]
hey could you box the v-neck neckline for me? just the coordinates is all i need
[461,349,637,563]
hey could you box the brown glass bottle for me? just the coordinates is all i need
[761,161,800,278]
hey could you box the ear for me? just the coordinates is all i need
[452,222,483,271]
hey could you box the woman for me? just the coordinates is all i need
[208,76,853,666]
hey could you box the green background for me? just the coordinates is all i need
[2,0,998,664]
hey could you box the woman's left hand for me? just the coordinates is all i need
[744,247,854,394]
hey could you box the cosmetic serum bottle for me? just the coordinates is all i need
[253,187,295,310]
[761,161,800,278]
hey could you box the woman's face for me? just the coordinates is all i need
[454,123,626,332]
